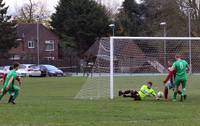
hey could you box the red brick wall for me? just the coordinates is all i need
[9,24,59,61]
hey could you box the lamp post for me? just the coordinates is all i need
[188,9,192,73]
[36,16,40,65]
[109,23,115,36]
[160,22,167,67]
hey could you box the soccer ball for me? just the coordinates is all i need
[157,91,164,98]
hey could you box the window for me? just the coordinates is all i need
[45,40,54,51]
[45,57,55,60]
[28,41,35,48]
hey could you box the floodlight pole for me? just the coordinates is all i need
[112,27,115,36]
[109,24,115,36]
[160,22,167,67]
[188,9,192,73]
[37,16,40,65]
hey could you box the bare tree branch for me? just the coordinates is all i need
[14,0,51,26]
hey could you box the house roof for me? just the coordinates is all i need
[84,37,107,56]
[16,23,59,40]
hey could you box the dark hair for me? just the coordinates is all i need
[9,66,13,70]
[175,54,181,59]
[147,81,153,86]
[13,62,20,69]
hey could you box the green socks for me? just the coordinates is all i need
[173,92,177,100]
[181,89,185,96]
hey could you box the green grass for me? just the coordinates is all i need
[0,76,200,126]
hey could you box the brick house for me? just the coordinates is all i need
[9,23,60,62]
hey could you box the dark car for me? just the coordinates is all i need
[40,65,64,77]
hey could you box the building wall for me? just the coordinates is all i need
[9,24,59,61]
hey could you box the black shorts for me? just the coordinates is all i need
[131,90,141,101]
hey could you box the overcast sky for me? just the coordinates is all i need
[4,0,58,14]
[4,0,126,15]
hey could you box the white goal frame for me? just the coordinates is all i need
[109,37,200,99]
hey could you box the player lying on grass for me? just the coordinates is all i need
[118,82,159,100]
[163,61,186,101]
[0,66,22,103]
[0,62,22,104]
[169,54,189,102]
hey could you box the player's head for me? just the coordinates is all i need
[167,60,172,67]
[147,81,153,89]
[9,66,13,70]
[175,54,181,60]
[13,62,20,70]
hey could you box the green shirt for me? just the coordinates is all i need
[172,59,188,79]
[138,85,156,100]
[4,70,17,88]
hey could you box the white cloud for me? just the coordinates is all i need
[4,0,129,15]
[4,0,59,15]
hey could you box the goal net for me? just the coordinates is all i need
[75,37,200,100]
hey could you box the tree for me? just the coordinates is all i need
[15,0,51,25]
[115,0,144,36]
[178,0,200,36]
[51,0,110,56]
[0,0,17,55]
[141,0,188,37]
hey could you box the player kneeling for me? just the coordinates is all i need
[118,82,159,100]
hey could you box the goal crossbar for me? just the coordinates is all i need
[111,36,200,40]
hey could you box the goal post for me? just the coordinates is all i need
[110,37,114,99]
[75,36,200,100]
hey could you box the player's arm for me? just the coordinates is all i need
[0,78,3,85]
[139,85,146,94]
[16,76,22,86]
[152,91,156,97]
[187,66,190,75]
[6,76,14,91]
[186,62,190,74]
[151,89,159,100]
[163,70,174,84]
[0,74,6,85]
[169,62,176,72]
[169,66,175,72]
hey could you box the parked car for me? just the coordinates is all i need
[3,66,10,73]
[38,65,48,77]
[17,64,31,77]
[2,64,33,77]
[40,65,64,77]
[21,64,34,71]
[29,65,44,77]
[0,66,5,78]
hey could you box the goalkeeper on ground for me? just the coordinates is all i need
[118,82,158,100]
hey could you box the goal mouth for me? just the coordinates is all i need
[75,37,198,100]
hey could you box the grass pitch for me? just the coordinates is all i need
[0,76,200,126]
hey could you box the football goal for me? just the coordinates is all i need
[75,37,200,100]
